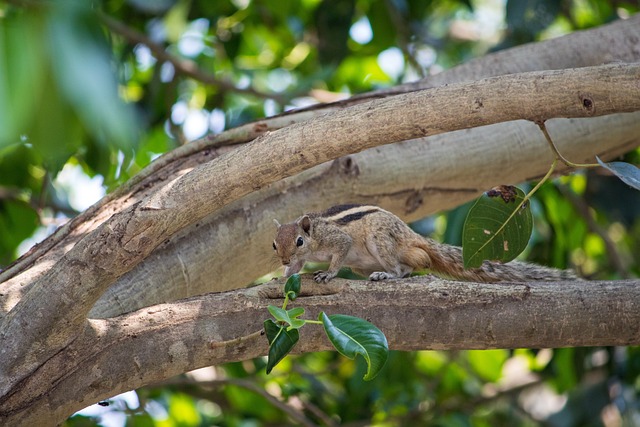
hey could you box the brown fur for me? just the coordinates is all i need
[273,204,577,283]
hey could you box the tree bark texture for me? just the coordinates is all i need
[1,16,640,426]
[2,16,640,315]
[2,276,639,426]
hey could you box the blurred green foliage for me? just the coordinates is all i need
[0,0,639,425]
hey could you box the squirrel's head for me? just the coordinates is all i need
[272,215,313,265]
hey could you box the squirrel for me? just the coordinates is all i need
[272,204,577,283]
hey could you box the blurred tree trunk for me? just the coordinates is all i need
[1,17,640,425]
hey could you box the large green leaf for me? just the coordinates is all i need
[48,2,139,152]
[462,185,533,268]
[264,319,300,374]
[0,10,45,146]
[320,313,388,381]
[596,156,640,191]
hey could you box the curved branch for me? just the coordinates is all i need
[2,15,638,287]
[1,64,640,394]
[2,275,639,425]
[98,13,288,103]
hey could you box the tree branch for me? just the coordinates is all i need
[151,377,318,427]
[98,13,289,104]
[2,15,638,290]
[1,64,640,395]
[2,275,639,425]
[373,13,640,96]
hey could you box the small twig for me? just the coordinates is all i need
[443,378,545,412]
[210,329,263,349]
[536,121,600,168]
[300,397,339,427]
[0,184,77,223]
[153,377,318,427]
[37,171,48,214]
[383,0,427,79]
[535,121,632,279]
[98,13,288,104]
[0,186,23,202]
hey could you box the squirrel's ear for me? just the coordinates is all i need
[273,219,281,229]
[299,215,312,235]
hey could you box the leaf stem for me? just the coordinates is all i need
[536,121,599,168]
[476,158,558,256]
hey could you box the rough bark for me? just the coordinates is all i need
[1,276,639,426]
[1,16,640,426]
[2,16,639,315]
[1,62,639,400]
[86,113,640,318]
[2,14,640,295]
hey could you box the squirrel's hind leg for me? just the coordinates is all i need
[368,265,413,281]
[364,234,414,281]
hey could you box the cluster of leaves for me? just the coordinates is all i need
[265,274,388,381]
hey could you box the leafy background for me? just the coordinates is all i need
[1,0,639,425]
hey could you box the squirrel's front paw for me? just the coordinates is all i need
[313,270,336,283]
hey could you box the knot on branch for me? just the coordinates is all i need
[579,93,595,115]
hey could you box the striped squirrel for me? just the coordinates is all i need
[272,204,577,283]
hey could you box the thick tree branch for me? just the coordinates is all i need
[2,276,639,425]
[2,15,638,291]
[85,112,640,318]
[0,14,638,427]
[3,113,638,320]
[1,64,640,395]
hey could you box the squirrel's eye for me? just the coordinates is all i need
[296,237,304,247]
[272,242,277,251]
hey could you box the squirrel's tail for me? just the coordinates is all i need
[409,237,577,283]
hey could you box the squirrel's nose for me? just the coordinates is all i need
[282,259,290,265]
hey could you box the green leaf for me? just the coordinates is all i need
[284,273,301,300]
[287,307,305,319]
[320,313,388,381]
[267,305,306,330]
[462,185,533,268]
[264,319,299,374]
[267,305,289,323]
[467,349,509,382]
[0,10,46,146]
[0,200,39,264]
[287,319,306,331]
[596,156,640,191]
[48,2,138,152]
